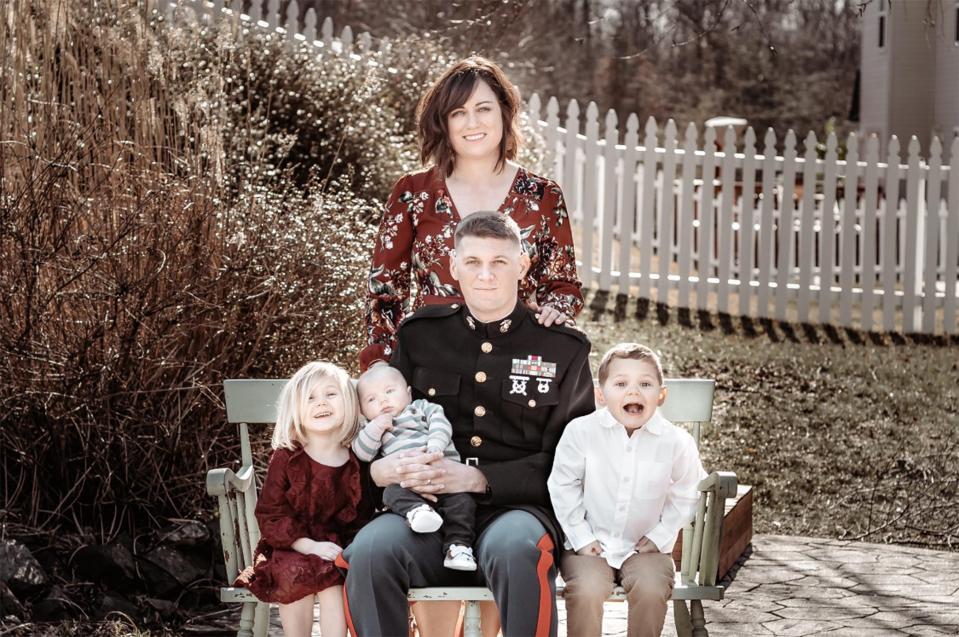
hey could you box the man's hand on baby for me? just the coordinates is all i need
[366,413,394,438]
[310,540,343,561]
[636,536,659,553]
[576,541,603,556]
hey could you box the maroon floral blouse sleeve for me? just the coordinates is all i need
[360,174,416,371]
[527,180,584,320]
[253,449,308,549]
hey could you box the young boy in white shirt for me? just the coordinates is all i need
[547,343,706,637]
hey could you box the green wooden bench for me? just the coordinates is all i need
[209,378,737,637]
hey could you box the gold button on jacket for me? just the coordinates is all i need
[470,435,483,447]
[474,405,486,417]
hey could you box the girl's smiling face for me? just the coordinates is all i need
[598,357,667,432]
[300,377,346,436]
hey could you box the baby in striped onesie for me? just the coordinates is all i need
[352,365,478,571]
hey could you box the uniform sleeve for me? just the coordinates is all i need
[531,182,584,320]
[645,432,708,553]
[422,400,454,454]
[547,422,599,551]
[480,339,594,505]
[360,175,416,371]
[254,450,309,549]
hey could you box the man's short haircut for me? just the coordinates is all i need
[416,56,522,177]
[597,343,664,386]
[356,365,407,398]
[453,211,522,249]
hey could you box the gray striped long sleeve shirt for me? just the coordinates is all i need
[351,399,460,462]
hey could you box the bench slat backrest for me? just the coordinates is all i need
[659,378,715,448]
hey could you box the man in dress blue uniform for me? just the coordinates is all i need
[338,212,595,637]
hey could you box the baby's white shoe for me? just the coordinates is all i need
[407,504,443,533]
[444,544,477,571]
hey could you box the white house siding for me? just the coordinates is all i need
[888,3,936,158]
[859,1,890,153]
[934,3,959,163]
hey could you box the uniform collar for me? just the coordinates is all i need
[460,300,527,338]
[600,406,667,435]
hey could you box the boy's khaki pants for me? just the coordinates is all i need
[560,550,675,637]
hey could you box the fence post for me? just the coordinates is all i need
[818,132,839,325]
[639,117,658,301]
[619,114,640,294]
[677,123,697,310]
[946,137,959,334]
[921,137,942,334]
[775,130,798,322]
[903,137,923,333]
[581,102,600,290]
[658,120,679,305]
[879,136,899,332]
[739,127,758,318]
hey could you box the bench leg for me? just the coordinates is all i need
[463,600,482,637]
[690,599,708,637]
[252,601,270,637]
[238,601,256,637]
[673,600,693,637]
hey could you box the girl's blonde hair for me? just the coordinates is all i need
[272,361,360,450]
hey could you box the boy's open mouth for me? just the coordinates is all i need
[313,411,332,418]
[623,402,645,415]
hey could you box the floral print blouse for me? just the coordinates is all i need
[361,166,584,370]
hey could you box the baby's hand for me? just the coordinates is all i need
[636,536,659,554]
[576,541,603,556]
[366,413,394,438]
[312,541,343,561]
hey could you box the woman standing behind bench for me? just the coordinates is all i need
[359,56,585,636]
[360,56,584,372]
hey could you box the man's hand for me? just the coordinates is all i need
[365,413,394,439]
[529,302,569,327]
[406,458,486,496]
[576,541,603,556]
[636,536,659,554]
[370,448,445,501]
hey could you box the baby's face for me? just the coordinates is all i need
[358,372,412,420]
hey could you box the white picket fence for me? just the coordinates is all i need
[529,97,959,335]
[151,0,959,335]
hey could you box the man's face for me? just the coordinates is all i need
[450,235,529,322]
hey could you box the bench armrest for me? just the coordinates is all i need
[207,464,261,582]
[206,464,256,497]
[680,470,737,587]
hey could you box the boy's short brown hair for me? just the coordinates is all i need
[597,343,664,386]
[453,211,522,249]
[416,56,522,177]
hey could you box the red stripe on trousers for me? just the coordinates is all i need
[534,534,555,637]
[334,552,358,636]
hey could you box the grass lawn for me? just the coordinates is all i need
[580,291,959,550]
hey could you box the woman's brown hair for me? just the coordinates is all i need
[416,56,522,177]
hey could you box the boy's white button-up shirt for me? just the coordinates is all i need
[547,407,706,569]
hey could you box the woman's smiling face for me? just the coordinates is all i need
[446,79,504,163]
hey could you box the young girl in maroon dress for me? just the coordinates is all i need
[236,361,370,637]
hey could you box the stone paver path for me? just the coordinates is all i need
[281,534,959,636]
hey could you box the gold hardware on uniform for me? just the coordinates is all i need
[451,304,459,309]
[475,371,487,383]
[499,319,511,333]
[428,388,436,397]
[470,436,482,447]
[474,405,486,417]
[481,342,493,353]
[528,399,537,408]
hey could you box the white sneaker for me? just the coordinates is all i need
[407,504,443,533]
[443,544,477,571]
